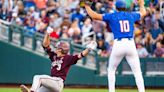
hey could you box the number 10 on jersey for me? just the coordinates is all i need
[119,20,130,32]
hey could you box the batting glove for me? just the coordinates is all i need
[86,41,97,51]
[46,26,53,35]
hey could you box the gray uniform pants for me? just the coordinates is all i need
[31,75,64,92]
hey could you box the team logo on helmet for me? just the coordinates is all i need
[55,41,70,54]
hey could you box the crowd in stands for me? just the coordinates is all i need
[0,0,163,58]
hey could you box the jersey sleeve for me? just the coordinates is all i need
[131,12,141,22]
[102,13,111,22]
[42,45,56,61]
[68,55,80,65]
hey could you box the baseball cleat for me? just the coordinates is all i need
[20,85,29,92]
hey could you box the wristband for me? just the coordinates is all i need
[81,52,84,57]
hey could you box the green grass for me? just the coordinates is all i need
[0,88,164,92]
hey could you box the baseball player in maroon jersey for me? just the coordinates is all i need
[20,27,97,92]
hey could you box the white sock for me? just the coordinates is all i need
[108,70,116,92]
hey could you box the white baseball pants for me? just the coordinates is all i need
[30,75,64,92]
[108,38,145,92]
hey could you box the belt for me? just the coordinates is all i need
[115,37,132,41]
[53,77,64,81]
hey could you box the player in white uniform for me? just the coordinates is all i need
[84,0,146,92]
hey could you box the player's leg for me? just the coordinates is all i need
[107,40,125,92]
[36,86,52,92]
[30,75,63,92]
[39,76,64,92]
[125,41,145,92]
[30,75,43,92]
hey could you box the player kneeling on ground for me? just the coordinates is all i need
[20,26,97,92]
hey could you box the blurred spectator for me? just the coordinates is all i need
[149,21,163,40]
[96,32,110,57]
[49,12,63,29]
[156,0,164,32]
[10,12,23,25]
[67,0,79,10]
[33,0,47,10]
[71,6,84,26]
[131,0,139,11]
[143,8,153,31]
[95,2,103,13]
[59,26,69,39]
[92,20,106,33]
[46,0,57,16]
[68,18,81,44]
[24,0,35,9]
[105,0,115,13]
[12,0,26,21]
[155,34,164,44]
[153,42,164,57]
[35,18,46,34]
[81,17,93,37]
[68,18,81,37]
[0,0,3,19]
[1,0,13,20]
[160,0,164,19]
[40,9,49,27]
[24,11,36,36]
[60,16,71,30]
[59,16,71,39]
[137,43,149,58]
[104,30,114,44]
[143,32,154,55]
[29,6,39,20]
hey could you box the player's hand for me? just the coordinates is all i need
[83,0,94,6]
[46,26,53,34]
[86,41,97,51]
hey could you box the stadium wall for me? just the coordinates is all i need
[0,41,164,87]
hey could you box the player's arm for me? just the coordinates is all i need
[78,41,97,59]
[78,48,90,59]
[43,33,50,47]
[138,0,146,17]
[84,3,103,20]
[43,27,53,47]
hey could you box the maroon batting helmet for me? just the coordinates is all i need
[55,41,70,54]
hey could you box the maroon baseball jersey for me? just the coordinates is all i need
[43,46,80,81]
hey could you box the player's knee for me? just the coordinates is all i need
[33,75,41,79]
[107,68,115,75]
